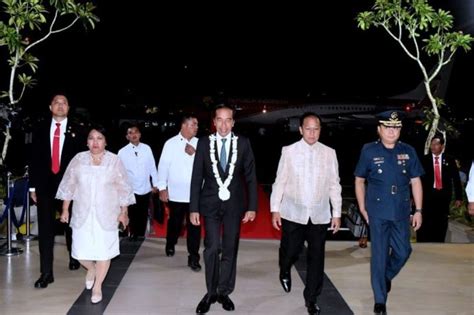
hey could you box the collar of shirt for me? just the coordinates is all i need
[216,133,232,156]
[216,132,232,142]
[51,117,68,130]
[299,138,318,151]
[179,132,192,143]
[50,118,67,159]
[126,142,143,156]
[129,142,141,149]
[432,153,443,162]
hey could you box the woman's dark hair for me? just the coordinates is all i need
[88,125,107,139]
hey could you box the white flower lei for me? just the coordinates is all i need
[209,133,238,201]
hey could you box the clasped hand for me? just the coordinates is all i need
[60,210,69,223]
[118,212,129,229]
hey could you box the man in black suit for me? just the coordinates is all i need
[190,104,258,314]
[417,134,462,242]
[29,94,84,288]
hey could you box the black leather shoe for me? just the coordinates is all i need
[386,278,391,293]
[279,271,291,293]
[34,274,54,288]
[374,303,387,315]
[305,301,321,315]
[165,245,175,257]
[69,258,80,270]
[188,259,202,272]
[196,294,217,314]
[217,295,235,311]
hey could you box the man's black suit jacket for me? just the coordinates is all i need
[190,134,258,216]
[421,153,462,207]
[29,119,85,197]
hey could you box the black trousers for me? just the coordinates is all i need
[166,201,201,261]
[417,189,450,242]
[128,192,151,237]
[37,194,72,276]
[203,212,242,296]
[279,218,328,303]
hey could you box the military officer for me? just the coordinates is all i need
[354,111,424,315]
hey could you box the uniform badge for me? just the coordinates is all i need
[373,157,384,165]
[397,154,410,160]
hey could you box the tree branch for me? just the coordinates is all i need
[23,10,60,54]
[380,22,418,60]
[9,49,20,105]
[428,50,445,82]
[441,50,456,67]
[51,16,80,34]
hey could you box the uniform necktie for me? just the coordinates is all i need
[220,138,227,170]
[434,156,442,189]
[52,122,61,174]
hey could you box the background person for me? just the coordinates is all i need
[57,127,135,304]
[157,114,201,271]
[466,161,474,216]
[118,125,159,241]
[29,94,84,289]
[417,134,462,242]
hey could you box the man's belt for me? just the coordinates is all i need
[391,185,398,195]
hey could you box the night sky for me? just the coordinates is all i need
[1,0,473,174]
[9,0,474,117]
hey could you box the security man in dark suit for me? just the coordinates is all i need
[417,134,462,242]
[29,94,84,288]
[354,111,424,315]
[190,104,258,314]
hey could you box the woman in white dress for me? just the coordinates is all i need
[57,127,135,304]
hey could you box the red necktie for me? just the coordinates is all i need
[434,156,442,189]
[51,123,61,174]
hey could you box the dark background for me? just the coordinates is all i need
[2,0,474,179]
[12,0,473,115]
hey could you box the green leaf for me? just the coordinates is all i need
[0,91,9,99]
[357,11,375,30]
[0,1,101,110]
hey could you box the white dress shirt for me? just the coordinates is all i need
[270,139,342,225]
[466,161,474,202]
[50,117,67,161]
[157,133,198,202]
[118,142,158,195]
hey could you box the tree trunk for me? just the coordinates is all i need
[1,126,11,166]
[425,115,440,155]
[424,81,440,155]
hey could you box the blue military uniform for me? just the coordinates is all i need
[354,112,424,305]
